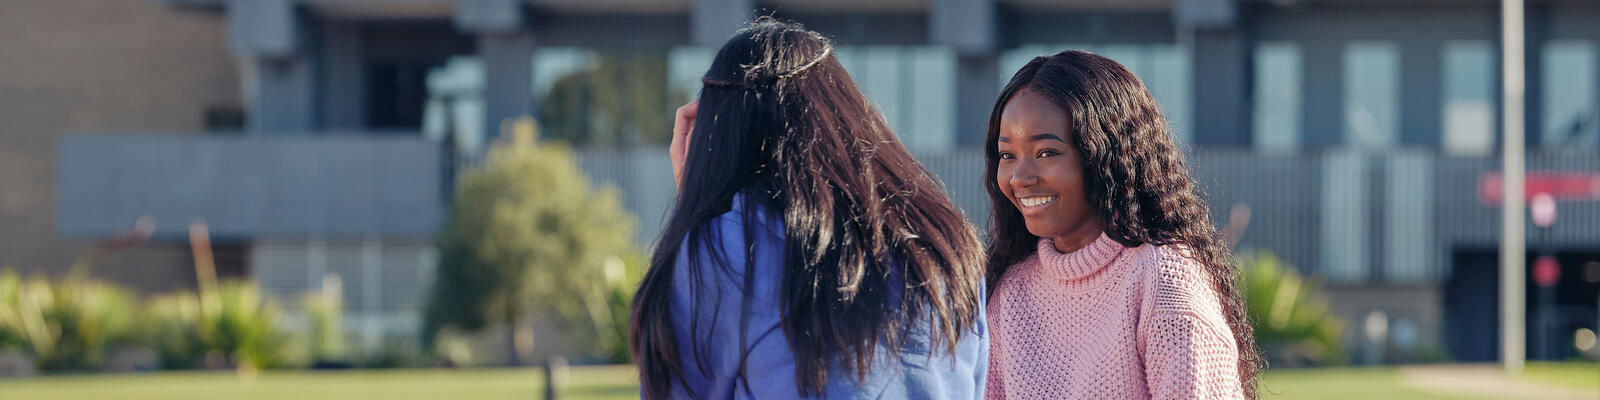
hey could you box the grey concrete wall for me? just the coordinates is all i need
[1323,285,1443,364]
[0,0,241,292]
[1004,10,1176,46]
[59,135,443,239]
[529,13,691,48]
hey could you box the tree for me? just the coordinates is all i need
[538,52,677,146]
[423,119,636,365]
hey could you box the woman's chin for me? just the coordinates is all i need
[1022,221,1060,240]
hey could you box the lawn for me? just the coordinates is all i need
[1519,361,1599,391]
[0,365,637,400]
[0,362,1592,399]
[1261,367,1465,400]
[1263,362,1597,400]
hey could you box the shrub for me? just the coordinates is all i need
[0,271,51,357]
[0,271,137,371]
[301,287,346,364]
[1240,251,1345,366]
[142,281,297,370]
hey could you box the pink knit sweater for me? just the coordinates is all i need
[986,233,1244,399]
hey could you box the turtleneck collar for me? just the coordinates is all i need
[1036,233,1125,281]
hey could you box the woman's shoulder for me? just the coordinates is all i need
[994,253,1043,289]
[1130,243,1225,317]
[682,194,785,253]
[671,194,788,315]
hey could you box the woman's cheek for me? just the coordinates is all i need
[995,166,1014,197]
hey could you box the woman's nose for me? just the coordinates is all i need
[1010,161,1040,187]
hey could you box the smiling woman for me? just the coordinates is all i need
[981,50,1264,400]
[994,91,1104,255]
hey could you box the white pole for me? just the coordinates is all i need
[1500,0,1527,374]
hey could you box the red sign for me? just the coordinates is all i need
[1534,256,1561,287]
[1479,172,1600,206]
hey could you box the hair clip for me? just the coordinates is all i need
[702,45,833,90]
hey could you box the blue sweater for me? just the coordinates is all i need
[666,195,988,399]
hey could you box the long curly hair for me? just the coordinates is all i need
[983,50,1265,397]
[630,19,985,399]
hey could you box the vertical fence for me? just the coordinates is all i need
[560,147,1600,286]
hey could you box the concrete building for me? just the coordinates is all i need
[7,0,1600,362]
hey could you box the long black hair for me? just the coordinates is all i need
[630,19,985,399]
[983,50,1265,398]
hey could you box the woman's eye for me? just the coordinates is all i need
[998,152,1015,160]
[1037,149,1060,158]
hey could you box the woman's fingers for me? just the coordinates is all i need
[670,100,699,190]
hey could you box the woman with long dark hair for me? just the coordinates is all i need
[629,19,988,399]
[982,50,1263,399]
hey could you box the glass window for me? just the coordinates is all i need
[531,47,672,147]
[427,47,680,151]
[834,46,957,153]
[663,46,957,152]
[999,43,1192,146]
[1253,42,1302,154]
[902,47,957,153]
[1343,41,1400,149]
[667,46,715,107]
[1441,41,1496,155]
[1144,45,1192,147]
[999,44,1064,84]
[1541,40,1598,150]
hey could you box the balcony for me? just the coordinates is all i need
[58,134,443,239]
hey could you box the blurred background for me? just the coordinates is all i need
[1,0,1598,398]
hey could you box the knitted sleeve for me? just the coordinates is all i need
[985,319,1006,400]
[1138,247,1244,400]
[1141,311,1243,399]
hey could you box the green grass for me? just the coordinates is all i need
[1520,361,1599,392]
[1260,367,1472,400]
[0,363,1591,399]
[0,365,637,400]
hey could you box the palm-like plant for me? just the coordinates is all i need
[142,282,294,370]
[0,271,137,371]
[1240,251,1345,366]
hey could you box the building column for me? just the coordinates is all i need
[455,0,533,144]
[228,0,315,133]
[953,56,999,146]
[1518,4,1549,150]
[1400,41,1442,147]
[320,20,366,130]
[1177,0,1248,148]
[480,32,534,142]
[932,0,998,146]
[1301,39,1343,149]
[693,0,754,46]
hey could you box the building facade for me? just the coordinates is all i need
[13,0,1600,361]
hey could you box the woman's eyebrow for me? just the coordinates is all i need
[1029,133,1067,143]
[997,133,1066,143]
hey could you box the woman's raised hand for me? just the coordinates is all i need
[670,100,698,191]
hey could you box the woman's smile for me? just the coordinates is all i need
[1015,194,1057,211]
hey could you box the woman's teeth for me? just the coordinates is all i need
[1019,196,1057,208]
